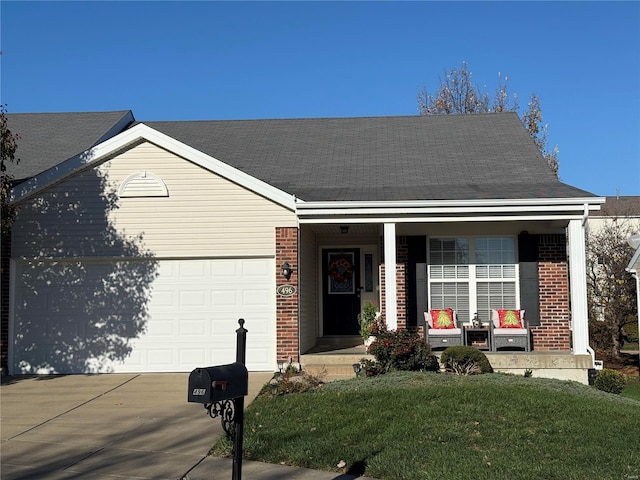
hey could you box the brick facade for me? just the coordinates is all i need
[380,236,408,330]
[275,227,299,363]
[396,239,408,329]
[532,233,571,351]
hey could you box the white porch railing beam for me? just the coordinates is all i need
[568,219,589,354]
[384,223,398,330]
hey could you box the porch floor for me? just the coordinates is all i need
[304,336,364,354]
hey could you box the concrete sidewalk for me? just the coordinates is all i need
[1,373,375,479]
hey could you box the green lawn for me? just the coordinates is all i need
[623,378,640,401]
[213,372,640,480]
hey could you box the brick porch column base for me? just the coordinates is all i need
[534,234,571,351]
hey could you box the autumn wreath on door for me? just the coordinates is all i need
[328,252,355,294]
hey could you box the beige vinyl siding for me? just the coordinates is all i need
[12,141,296,259]
[299,226,318,352]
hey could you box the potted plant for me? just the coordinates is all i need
[358,300,380,347]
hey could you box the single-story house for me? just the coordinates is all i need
[1,111,606,382]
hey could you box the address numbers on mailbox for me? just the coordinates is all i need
[277,284,297,297]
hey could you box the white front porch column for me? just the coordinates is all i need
[568,219,589,354]
[384,223,398,330]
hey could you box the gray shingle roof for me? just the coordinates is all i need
[6,111,134,181]
[142,112,595,202]
[590,196,640,217]
[7,110,597,202]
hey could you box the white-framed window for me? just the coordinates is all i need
[428,237,519,325]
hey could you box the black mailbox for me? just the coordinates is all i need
[188,362,248,404]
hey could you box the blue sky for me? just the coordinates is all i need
[1,1,639,197]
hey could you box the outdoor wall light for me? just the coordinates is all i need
[340,225,349,234]
[281,262,293,280]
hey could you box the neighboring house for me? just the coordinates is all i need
[587,196,640,322]
[2,111,605,382]
[588,196,640,232]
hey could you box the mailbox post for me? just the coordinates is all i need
[188,319,248,480]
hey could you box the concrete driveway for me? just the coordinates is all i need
[0,372,273,479]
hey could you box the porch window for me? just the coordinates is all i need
[428,237,519,324]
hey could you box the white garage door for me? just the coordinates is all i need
[11,258,276,374]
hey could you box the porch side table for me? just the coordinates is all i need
[464,327,491,351]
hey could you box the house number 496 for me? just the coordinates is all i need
[277,285,297,297]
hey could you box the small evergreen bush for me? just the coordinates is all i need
[368,329,439,372]
[440,346,493,374]
[594,368,627,394]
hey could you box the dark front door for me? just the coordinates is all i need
[322,248,361,335]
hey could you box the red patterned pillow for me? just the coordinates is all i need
[430,309,455,329]
[498,309,522,328]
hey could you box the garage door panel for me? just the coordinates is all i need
[211,260,240,277]
[245,347,271,365]
[179,349,207,366]
[211,346,237,366]
[243,289,270,306]
[179,289,209,308]
[178,261,209,278]
[244,319,271,335]
[243,260,271,276]
[150,288,176,307]
[147,349,175,366]
[146,319,174,336]
[179,319,208,335]
[12,258,276,374]
[212,290,239,306]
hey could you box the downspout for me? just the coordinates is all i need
[581,205,601,369]
[297,223,301,365]
[295,196,302,366]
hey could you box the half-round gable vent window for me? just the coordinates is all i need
[118,171,169,198]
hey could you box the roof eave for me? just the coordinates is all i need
[295,197,606,222]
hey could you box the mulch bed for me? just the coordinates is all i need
[597,351,639,378]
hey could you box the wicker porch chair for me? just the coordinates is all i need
[423,309,464,350]
[490,309,530,351]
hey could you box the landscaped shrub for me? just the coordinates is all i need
[259,369,326,396]
[594,368,627,394]
[440,346,493,374]
[368,329,439,372]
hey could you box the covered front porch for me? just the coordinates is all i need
[274,198,600,384]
